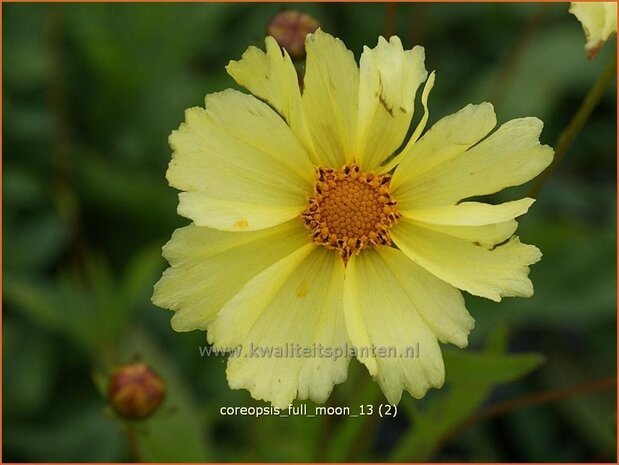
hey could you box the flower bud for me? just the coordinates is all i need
[267,10,320,59]
[108,363,166,419]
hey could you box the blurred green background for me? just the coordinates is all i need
[3,2,617,462]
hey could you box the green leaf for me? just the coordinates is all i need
[3,319,56,418]
[444,350,545,385]
[390,328,544,462]
[392,385,492,461]
[325,364,382,462]
[120,245,165,309]
[4,246,164,354]
[3,211,68,273]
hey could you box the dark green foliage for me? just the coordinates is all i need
[3,3,616,461]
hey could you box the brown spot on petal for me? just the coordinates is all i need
[296,280,309,297]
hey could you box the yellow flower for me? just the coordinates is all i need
[153,30,553,408]
[569,2,617,58]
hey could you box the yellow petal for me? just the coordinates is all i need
[167,90,313,231]
[569,2,617,56]
[414,220,518,249]
[399,198,535,249]
[391,102,497,194]
[177,194,304,232]
[377,71,436,174]
[344,249,445,403]
[401,198,535,225]
[152,219,310,331]
[355,37,427,170]
[391,219,542,302]
[209,245,350,408]
[393,117,554,209]
[376,247,475,348]
[302,29,359,167]
[226,37,314,156]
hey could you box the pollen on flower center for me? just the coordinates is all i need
[301,164,401,262]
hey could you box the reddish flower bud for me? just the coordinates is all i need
[108,363,166,419]
[267,10,320,59]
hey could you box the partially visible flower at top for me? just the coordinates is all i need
[267,10,319,59]
[569,2,617,59]
[153,30,553,408]
[108,363,166,419]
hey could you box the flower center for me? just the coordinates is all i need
[301,164,401,262]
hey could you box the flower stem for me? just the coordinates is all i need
[528,54,616,197]
[439,375,616,450]
[490,4,548,111]
[125,424,142,462]
[384,3,397,38]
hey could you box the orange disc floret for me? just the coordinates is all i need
[301,164,400,262]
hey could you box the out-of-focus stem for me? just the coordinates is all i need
[344,382,383,461]
[407,3,428,48]
[439,375,616,450]
[490,5,548,110]
[47,5,87,270]
[126,424,142,462]
[384,3,397,38]
[528,54,617,197]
